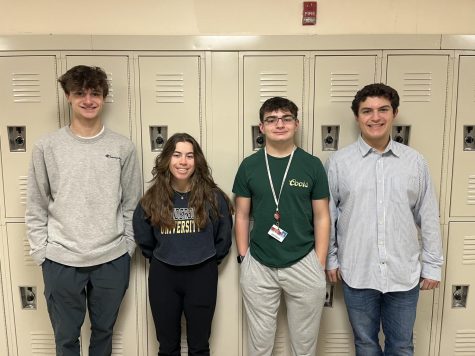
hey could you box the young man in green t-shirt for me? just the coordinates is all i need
[232,97,330,355]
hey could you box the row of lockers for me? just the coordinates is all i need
[0,50,474,355]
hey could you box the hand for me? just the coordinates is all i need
[420,278,439,290]
[326,268,341,283]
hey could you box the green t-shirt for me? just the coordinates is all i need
[232,147,329,268]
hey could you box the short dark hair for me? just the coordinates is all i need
[351,83,399,116]
[58,65,109,98]
[259,97,298,122]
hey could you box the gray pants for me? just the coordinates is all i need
[42,253,130,356]
[240,250,327,356]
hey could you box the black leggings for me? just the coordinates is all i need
[148,257,218,356]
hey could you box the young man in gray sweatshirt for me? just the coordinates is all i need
[26,65,142,356]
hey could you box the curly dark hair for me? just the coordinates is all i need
[351,83,399,116]
[58,65,109,98]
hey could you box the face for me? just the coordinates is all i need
[169,141,195,185]
[356,96,397,148]
[259,109,299,144]
[66,88,105,122]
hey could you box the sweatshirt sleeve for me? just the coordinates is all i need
[213,191,233,264]
[121,144,142,256]
[25,143,50,265]
[133,203,156,261]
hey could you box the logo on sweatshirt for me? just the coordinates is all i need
[105,154,121,160]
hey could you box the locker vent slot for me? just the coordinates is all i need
[105,73,114,103]
[402,72,432,102]
[30,331,55,355]
[155,73,185,103]
[454,330,475,354]
[19,175,27,205]
[11,72,42,103]
[322,331,353,354]
[273,333,287,354]
[467,175,475,205]
[463,235,475,264]
[23,237,35,266]
[112,331,125,354]
[259,72,288,102]
[330,72,360,102]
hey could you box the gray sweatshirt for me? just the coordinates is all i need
[26,126,142,267]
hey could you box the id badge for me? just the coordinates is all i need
[268,224,288,243]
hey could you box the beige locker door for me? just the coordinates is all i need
[385,54,449,201]
[138,55,202,185]
[6,223,55,356]
[440,222,475,355]
[241,54,306,356]
[138,55,203,356]
[242,55,306,157]
[386,55,449,356]
[312,55,379,164]
[207,52,240,356]
[64,55,140,356]
[64,56,132,138]
[0,245,9,356]
[313,55,379,356]
[0,55,60,218]
[450,56,475,217]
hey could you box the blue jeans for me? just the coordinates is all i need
[342,280,420,356]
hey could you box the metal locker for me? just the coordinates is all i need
[386,54,450,356]
[137,55,203,356]
[311,55,380,356]
[64,54,141,356]
[207,52,240,356]
[241,54,307,356]
[138,55,203,187]
[6,223,55,356]
[0,239,9,356]
[440,222,475,356]
[385,54,450,202]
[312,54,380,163]
[64,55,133,138]
[0,55,60,218]
[450,56,475,217]
[242,54,307,159]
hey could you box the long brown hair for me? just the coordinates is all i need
[140,133,233,229]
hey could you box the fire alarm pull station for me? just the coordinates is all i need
[303,1,317,25]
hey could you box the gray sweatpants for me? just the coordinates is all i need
[240,250,327,356]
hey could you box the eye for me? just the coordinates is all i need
[379,107,390,112]
[172,153,181,158]
[282,115,295,123]
[186,154,194,159]
[264,117,276,124]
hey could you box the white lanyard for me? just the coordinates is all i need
[264,146,296,221]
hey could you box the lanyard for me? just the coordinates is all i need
[264,146,296,223]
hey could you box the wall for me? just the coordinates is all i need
[0,0,475,36]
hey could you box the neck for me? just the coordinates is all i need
[362,135,390,153]
[265,141,296,157]
[172,180,190,193]
[69,117,103,137]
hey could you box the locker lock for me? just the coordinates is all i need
[452,285,469,308]
[324,284,334,307]
[8,126,26,152]
[20,286,37,310]
[392,125,410,146]
[150,126,168,152]
[464,126,475,151]
[252,126,265,150]
[322,125,339,151]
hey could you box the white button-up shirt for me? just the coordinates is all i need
[326,136,443,293]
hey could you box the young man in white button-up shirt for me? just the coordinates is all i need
[326,83,443,356]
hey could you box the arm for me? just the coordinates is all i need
[234,196,251,257]
[415,158,444,290]
[121,145,142,256]
[25,144,50,265]
[325,157,341,282]
[312,198,330,268]
[132,203,156,261]
[214,192,233,263]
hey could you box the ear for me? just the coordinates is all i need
[65,93,71,104]
[393,108,399,118]
[259,122,265,134]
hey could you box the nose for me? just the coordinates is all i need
[275,117,285,127]
[179,156,187,164]
[84,93,93,103]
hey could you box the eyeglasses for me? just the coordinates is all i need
[262,115,296,125]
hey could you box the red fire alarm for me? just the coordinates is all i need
[302,1,317,26]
